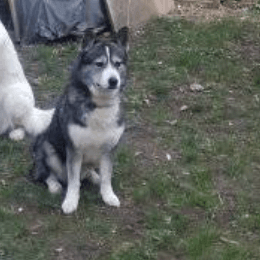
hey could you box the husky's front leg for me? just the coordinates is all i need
[100,155,120,207]
[62,148,83,214]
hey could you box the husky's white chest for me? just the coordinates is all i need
[68,105,124,159]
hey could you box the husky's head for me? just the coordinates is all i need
[75,28,128,105]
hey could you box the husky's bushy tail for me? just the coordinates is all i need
[0,21,54,140]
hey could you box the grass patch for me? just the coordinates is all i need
[35,43,79,102]
[0,207,48,260]
[187,225,220,259]
[129,14,260,258]
[1,12,260,259]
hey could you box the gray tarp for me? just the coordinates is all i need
[15,0,108,43]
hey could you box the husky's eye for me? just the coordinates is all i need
[114,61,122,68]
[95,62,104,68]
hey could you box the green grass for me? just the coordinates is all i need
[2,11,260,259]
[29,43,79,103]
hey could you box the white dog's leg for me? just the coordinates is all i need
[62,149,82,214]
[2,90,34,140]
[9,128,25,141]
[100,155,120,207]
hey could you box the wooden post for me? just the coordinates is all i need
[8,0,20,42]
[104,0,175,32]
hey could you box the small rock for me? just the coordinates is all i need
[179,87,185,93]
[134,151,142,157]
[55,248,63,253]
[143,98,150,106]
[166,153,172,161]
[180,105,188,111]
[190,83,204,92]
[165,119,177,126]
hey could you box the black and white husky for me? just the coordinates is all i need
[33,28,128,214]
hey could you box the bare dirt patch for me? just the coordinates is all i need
[172,1,253,22]
[214,175,238,227]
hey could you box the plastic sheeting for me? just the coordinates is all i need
[15,0,109,43]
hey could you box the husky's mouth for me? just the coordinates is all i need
[90,82,120,107]
[94,83,117,92]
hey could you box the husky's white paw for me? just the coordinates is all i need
[46,177,62,194]
[101,188,120,207]
[62,194,79,214]
[9,128,25,141]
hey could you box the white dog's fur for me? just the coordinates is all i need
[0,22,54,140]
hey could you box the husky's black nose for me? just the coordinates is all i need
[108,77,118,89]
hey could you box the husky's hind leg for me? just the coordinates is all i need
[38,141,64,194]
[46,174,62,194]
[34,142,62,194]
[89,169,100,185]
[82,167,100,185]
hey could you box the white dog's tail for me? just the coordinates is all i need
[22,107,55,137]
[0,22,55,140]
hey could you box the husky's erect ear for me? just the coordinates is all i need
[82,30,96,50]
[116,27,129,50]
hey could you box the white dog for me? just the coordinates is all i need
[0,21,54,140]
